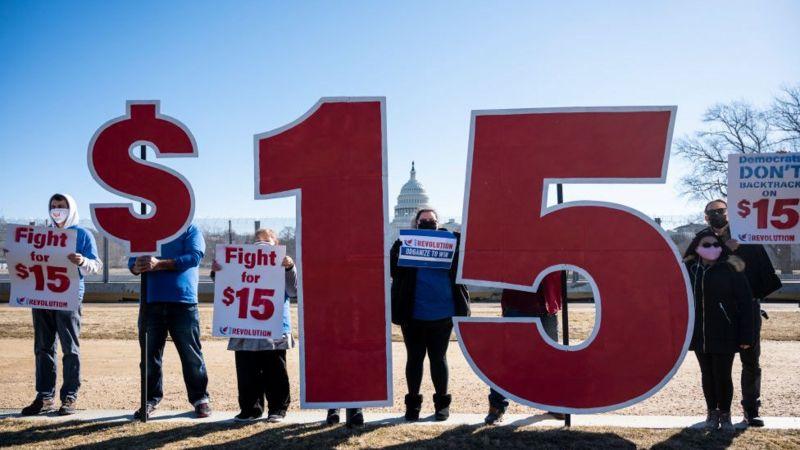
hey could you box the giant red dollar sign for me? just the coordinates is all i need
[457,107,692,412]
[88,102,198,255]
[255,98,391,407]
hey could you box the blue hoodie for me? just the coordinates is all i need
[128,224,205,303]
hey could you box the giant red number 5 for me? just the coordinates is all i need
[255,98,391,407]
[456,107,692,412]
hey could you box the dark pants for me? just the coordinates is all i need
[138,303,209,406]
[401,318,453,396]
[488,310,558,411]
[235,350,290,415]
[32,308,82,402]
[740,299,762,414]
[695,351,735,412]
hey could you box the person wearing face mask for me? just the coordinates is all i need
[211,229,297,422]
[18,194,103,416]
[389,208,470,422]
[684,229,754,432]
[700,199,782,427]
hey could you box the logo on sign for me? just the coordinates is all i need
[16,297,27,305]
[738,234,749,241]
[219,326,229,336]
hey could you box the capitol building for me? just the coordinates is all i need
[389,162,460,242]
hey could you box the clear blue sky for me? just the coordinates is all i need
[1,1,798,224]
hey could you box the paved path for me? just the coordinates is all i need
[2,410,800,430]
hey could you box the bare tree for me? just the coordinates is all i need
[770,85,800,152]
[675,101,774,200]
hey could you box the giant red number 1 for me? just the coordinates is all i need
[255,98,391,407]
[456,107,692,412]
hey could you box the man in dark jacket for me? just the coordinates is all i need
[700,199,783,427]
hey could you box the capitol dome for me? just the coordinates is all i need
[390,162,431,241]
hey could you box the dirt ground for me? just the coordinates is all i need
[1,304,799,417]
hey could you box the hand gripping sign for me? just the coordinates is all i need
[6,225,80,311]
[255,98,392,408]
[728,153,800,244]
[87,101,198,256]
[456,107,692,413]
[212,244,287,339]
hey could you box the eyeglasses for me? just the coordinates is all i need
[700,242,721,248]
[705,208,727,216]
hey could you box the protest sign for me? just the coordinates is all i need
[728,153,800,244]
[88,101,197,256]
[5,225,80,311]
[255,98,391,408]
[212,244,287,339]
[398,229,457,269]
[457,107,691,413]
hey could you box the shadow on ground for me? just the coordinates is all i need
[0,417,766,449]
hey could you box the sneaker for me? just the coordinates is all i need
[234,410,263,422]
[326,409,340,425]
[267,411,286,423]
[195,401,212,419]
[346,408,364,428]
[484,406,505,425]
[718,411,735,432]
[743,409,764,427]
[704,409,720,430]
[133,403,156,421]
[21,397,55,416]
[58,397,77,416]
[548,411,566,420]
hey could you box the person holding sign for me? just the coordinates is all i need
[484,274,563,425]
[128,223,210,419]
[699,200,782,427]
[18,193,102,416]
[211,228,297,422]
[390,209,470,422]
[684,229,755,432]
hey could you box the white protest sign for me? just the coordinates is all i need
[212,243,286,338]
[5,225,81,311]
[728,153,800,244]
[398,229,457,269]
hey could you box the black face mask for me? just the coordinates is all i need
[708,215,728,229]
[418,220,437,230]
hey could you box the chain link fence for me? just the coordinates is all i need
[1,215,798,284]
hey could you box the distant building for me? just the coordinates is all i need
[389,162,460,242]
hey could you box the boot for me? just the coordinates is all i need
[404,394,423,422]
[704,409,719,431]
[743,408,764,427]
[433,393,451,421]
[718,411,735,432]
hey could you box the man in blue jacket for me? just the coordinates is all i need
[129,224,210,419]
[20,193,103,416]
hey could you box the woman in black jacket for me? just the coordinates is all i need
[390,209,469,422]
[684,229,754,432]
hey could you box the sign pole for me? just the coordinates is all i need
[139,144,149,423]
[557,183,571,427]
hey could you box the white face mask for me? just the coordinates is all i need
[50,208,69,224]
[255,240,275,246]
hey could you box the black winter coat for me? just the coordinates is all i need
[686,256,755,354]
[390,230,470,326]
[697,227,782,299]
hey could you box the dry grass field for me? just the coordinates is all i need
[1,303,799,448]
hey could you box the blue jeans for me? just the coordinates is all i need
[32,308,82,402]
[138,302,209,406]
[488,308,558,411]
